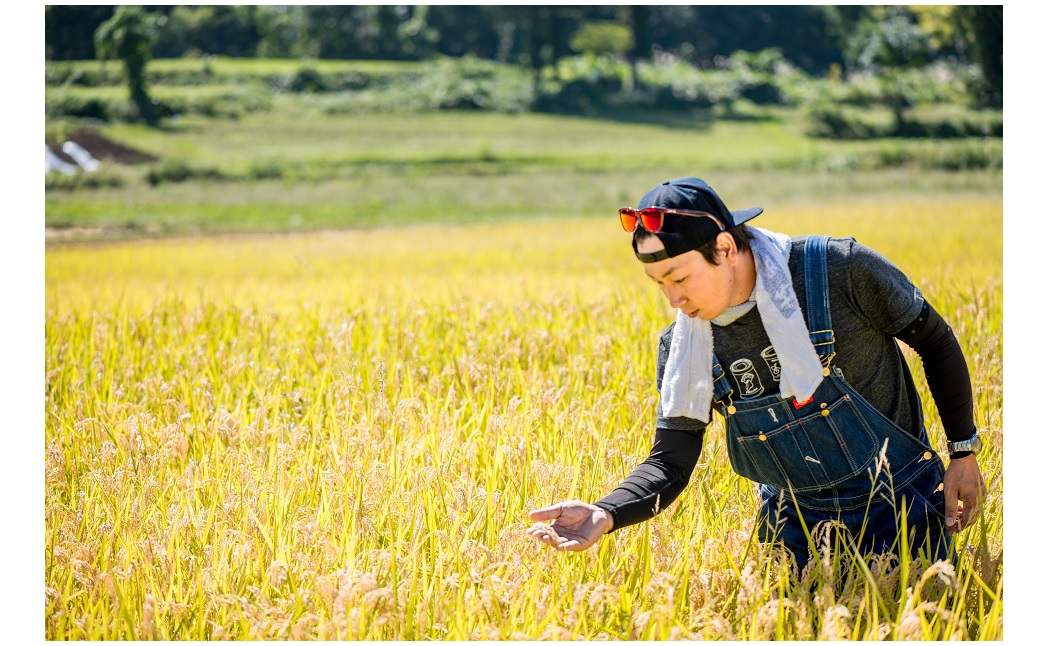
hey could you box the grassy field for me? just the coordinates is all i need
[46,103,1001,242]
[46,56,430,83]
[43,62,1004,637]
[45,194,1002,639]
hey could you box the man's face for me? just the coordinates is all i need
[636,234,737,321]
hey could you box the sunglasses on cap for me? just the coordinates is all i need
[618,206,726,233]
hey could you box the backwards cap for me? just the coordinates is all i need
[632,177,763,263]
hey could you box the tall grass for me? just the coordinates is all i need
[45,200,1001,639]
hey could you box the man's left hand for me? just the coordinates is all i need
[943,453,986,534]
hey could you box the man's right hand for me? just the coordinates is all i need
[526,500,614,552]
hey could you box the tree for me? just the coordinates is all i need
[46,5,115,61]
[493,7,552,98]
[255,6,312,59]
[844,7,934,131]
[95,6,164,126]
[627,5,651,87]
[951,5,1002,107]
[569,20,633,57]
[301,5,423,60]
[152,5,262,58]
[652,6,844,73]
[425,5,499,59]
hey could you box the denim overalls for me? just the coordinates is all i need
[711,236,950,568]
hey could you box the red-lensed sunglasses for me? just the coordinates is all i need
[619,206,725,233]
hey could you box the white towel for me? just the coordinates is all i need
[659,227,823,422]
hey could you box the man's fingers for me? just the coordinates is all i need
[944,496,960,531]
[528,504,563,522]
[527,524,559,536]
[526,523,578,551]
[945,498,986,534]
[961,499,982,527]
[945,489,984,531]
[526,502,603,552]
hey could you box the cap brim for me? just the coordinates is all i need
[731,207,764,227]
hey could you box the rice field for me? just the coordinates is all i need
[44,197,1002,639]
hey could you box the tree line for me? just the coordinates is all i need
[47,6,1001,87]
[47,5,1001,109]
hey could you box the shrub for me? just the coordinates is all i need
[807,101,1003,141]
[667,68,745,109]
[806,105,889,139]
[157,86,272,119]
[324,56,533,114]
[264,67,371,93]
[538,78,621,113]
[46,94,113,121]
[418,56,532,111]
[46,85,272,122]
[288,66,327,93]
[892,113,1002,138]
[145,160,226,186]
[625,55,792,111]
[247,162,284,181]
[45,63,125,87]
[45,170,126,191]
[724,49,791,105]
[241,158,334,184]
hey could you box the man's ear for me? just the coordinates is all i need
[717,232,737,261]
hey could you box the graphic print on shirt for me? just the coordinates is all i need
[761,345,782,382]
[730,358,764,398]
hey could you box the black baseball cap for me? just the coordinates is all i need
[631,177,763,263]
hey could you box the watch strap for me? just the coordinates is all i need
[946,432,982,455]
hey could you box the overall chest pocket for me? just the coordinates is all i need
[726,394,881,493]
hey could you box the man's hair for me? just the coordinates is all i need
[634,224,752,265]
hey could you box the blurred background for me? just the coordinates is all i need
[43,4,1002,242]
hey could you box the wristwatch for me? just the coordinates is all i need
[947,432,982,455]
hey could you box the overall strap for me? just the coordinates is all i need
[713,236,834,413]
[711,352,735,413]
[803,235,836,369]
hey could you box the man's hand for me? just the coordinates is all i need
[943,453,986,534]
[526,500,614,551]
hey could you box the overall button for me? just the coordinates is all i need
[923,451,933,460]
[758,434,767,441]
[822,368,831,377]
[821,409,830,417]
[727,405,736,414]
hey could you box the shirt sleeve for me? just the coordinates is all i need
[593,426,704,532]
[895,299,977,455]
[593,324,707,532]
[846,241,978,456]
[845,240,925,335]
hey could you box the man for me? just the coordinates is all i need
[527,177,986,569]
